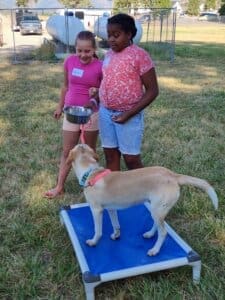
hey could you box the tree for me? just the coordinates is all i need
[205,0,216,10]
[141,0,154,7]
[187,0,200,15]
[154,0,171,8]
[113,0,133,9]
[113,0,171,10]
[16,0,29,6]
[59,0,92,8]
[113,0,135,14]
[219,0,225,15]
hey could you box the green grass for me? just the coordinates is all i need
[0,22,225,299]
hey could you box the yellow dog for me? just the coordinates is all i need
[67,144,218,256]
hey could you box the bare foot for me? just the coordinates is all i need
[44,188,64,199]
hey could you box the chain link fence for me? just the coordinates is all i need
[0,7,176,64]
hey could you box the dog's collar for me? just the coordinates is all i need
[79,168,94,187]
[79,168,111,187]
[88,169,111,186]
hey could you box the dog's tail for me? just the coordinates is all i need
[176,174,218,210]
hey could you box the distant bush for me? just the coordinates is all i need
[35,40,56,61]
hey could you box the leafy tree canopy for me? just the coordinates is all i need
[187,0,200,15]
[114,0,171,9]
[16,0,28,6]
[205,0,216,10]
[59,0,92,8]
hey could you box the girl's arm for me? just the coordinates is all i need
[112,67,159,123]
[54,69,68,120]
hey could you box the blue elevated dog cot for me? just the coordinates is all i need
[60,203,201,300]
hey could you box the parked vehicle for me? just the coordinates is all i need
[19,14,42,35]
[198,12,219,21]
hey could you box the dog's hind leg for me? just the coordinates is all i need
[143,202,157,238]
[147,217,167,256]
[86,206,103,246]
[145,198,168,256]
[147,185,180,256]
[107,209,121,240]
[147,220,167,256]
[147,194,178,256]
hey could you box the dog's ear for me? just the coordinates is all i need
[66,149,76,165]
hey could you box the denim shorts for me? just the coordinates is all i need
[99,105,144,155]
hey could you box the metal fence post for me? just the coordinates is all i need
[10,9,18,64]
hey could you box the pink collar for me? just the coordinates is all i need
[88,169,111,186]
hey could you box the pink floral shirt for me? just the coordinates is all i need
[99,44,154,111]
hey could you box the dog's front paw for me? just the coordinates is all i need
[86,239,97,246]
[147,247,159,256]
[110,229,120,240]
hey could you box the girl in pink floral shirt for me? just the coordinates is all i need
[99,13,159,171]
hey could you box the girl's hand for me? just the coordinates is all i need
[111,111,130,124]
[54,107,63,120]
[83,101,95,110]
[84,99,98,112]
[89,87,98,98]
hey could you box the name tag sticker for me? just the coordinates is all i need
[72,68,84,77]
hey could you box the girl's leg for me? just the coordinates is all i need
[44,130,80,198]
[84,130,121,171]
[104,147,121,171]
[123,154,143,170]
[83,130,99,152]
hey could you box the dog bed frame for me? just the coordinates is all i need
[60,203,201,300]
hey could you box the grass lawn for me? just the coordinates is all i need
[0,21,225,299]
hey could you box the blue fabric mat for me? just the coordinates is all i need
[66,204,187,274]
